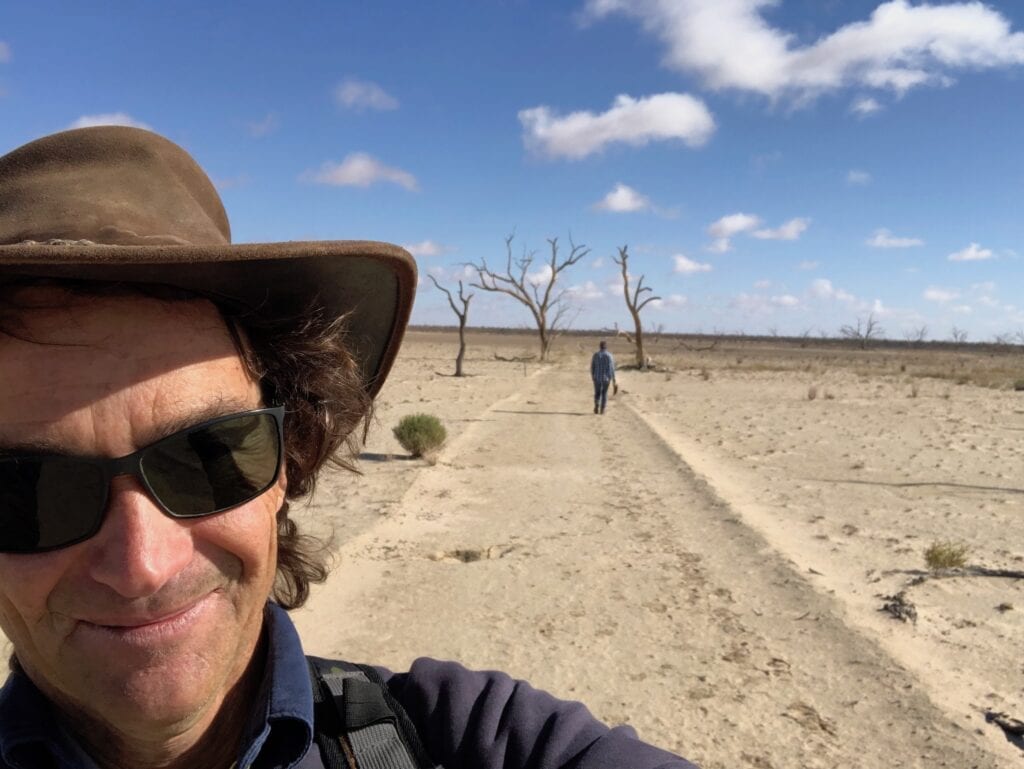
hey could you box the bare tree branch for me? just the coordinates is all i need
[428,274,474,376]
[469,233,589,360]
[839,312,884,350]
[613,245,662,368]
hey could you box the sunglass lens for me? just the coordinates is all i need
[140,413,281,517]
[0,458,107,552]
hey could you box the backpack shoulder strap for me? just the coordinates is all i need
[307,656,442,769]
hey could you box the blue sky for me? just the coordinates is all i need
[1,1,1022,340]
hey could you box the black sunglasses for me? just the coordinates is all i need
[0,406,285,554]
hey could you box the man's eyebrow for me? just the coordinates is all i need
[141,398,263,445]
[0,436,66,458]
[0,399,261,459]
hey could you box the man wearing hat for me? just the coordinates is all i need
[0,127,694,769]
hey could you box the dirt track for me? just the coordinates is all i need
[296,361,1009,769]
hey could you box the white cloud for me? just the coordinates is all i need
[867,228,924,248]
[753,217,810,241]
[519,92,715,160]
[568,280,605,300]
[402,240,445,257]
[810,278,855,303]
[213,174,252,191]
[952,304,972,315]
[798,260,819,270]
[594,183,651,212]
[707,212,761,252]
[732,292,798,314]
[0,42,10,63]
[68,113,152,130]
[754,279,772,289]
[666,294,688,306]
[948,242,994,261]
[851,96,883,116]
[847,169,872,185]
[924,286,958,303]
[334,78,399,111]
[772,294,800,307]
[674,254,712,274]
[591,257,605,269]
[527,263,554,286]
[301,153,418,191]
[583,0,1024,102]
[247,113,280,138]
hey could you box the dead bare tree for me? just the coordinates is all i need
[950,326,968,345]
[839,312,884,349]
[903,325,928,346]
[470,233,589,361]
[612,245,661,369]
[428,275,473,377]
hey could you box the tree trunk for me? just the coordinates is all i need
[455,318,467,376]
[631,307,646,368]
[537,324,549,361]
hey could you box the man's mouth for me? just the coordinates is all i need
[76,593,216,644]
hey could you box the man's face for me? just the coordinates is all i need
[0,291,284,734]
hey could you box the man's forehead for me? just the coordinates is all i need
[0,289,259,443]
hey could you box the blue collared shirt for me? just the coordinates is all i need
[0,605,696,768]
[590,350,615,383]
[0,603,322,769]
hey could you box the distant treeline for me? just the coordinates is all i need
[408,324,1024,355]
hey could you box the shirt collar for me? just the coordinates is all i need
[237,602,316,769]
[0,602,315,769]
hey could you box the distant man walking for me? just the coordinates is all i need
[591,340,617,414]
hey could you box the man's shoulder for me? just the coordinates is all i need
[372,657,695,769]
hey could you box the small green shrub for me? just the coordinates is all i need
[924,541,969,571]
[1013,379,1024,392]
[393,413,447,457]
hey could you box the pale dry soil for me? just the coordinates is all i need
[295,332,1024,769]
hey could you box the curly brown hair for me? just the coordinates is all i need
[221,301,372,608]
[0,279,372,611]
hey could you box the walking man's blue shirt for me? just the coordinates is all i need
[590,349,615,384]
[591,346,616,414]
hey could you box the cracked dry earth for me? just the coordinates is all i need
[295,360,1011,769]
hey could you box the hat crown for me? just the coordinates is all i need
[0,126,230,247]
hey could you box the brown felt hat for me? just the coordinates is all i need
[0,126,417,397]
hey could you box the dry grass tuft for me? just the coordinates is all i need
[807,384,818,401]
[924,540,970,571]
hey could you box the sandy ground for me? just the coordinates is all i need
[3,329,1021,767]
[292,330,1024,768]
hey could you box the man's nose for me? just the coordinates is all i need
[85,476,195,598]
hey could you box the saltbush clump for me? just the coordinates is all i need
[393,413,447,457]
[924,540,969,571]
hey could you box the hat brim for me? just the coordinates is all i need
[0,240,417,399]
